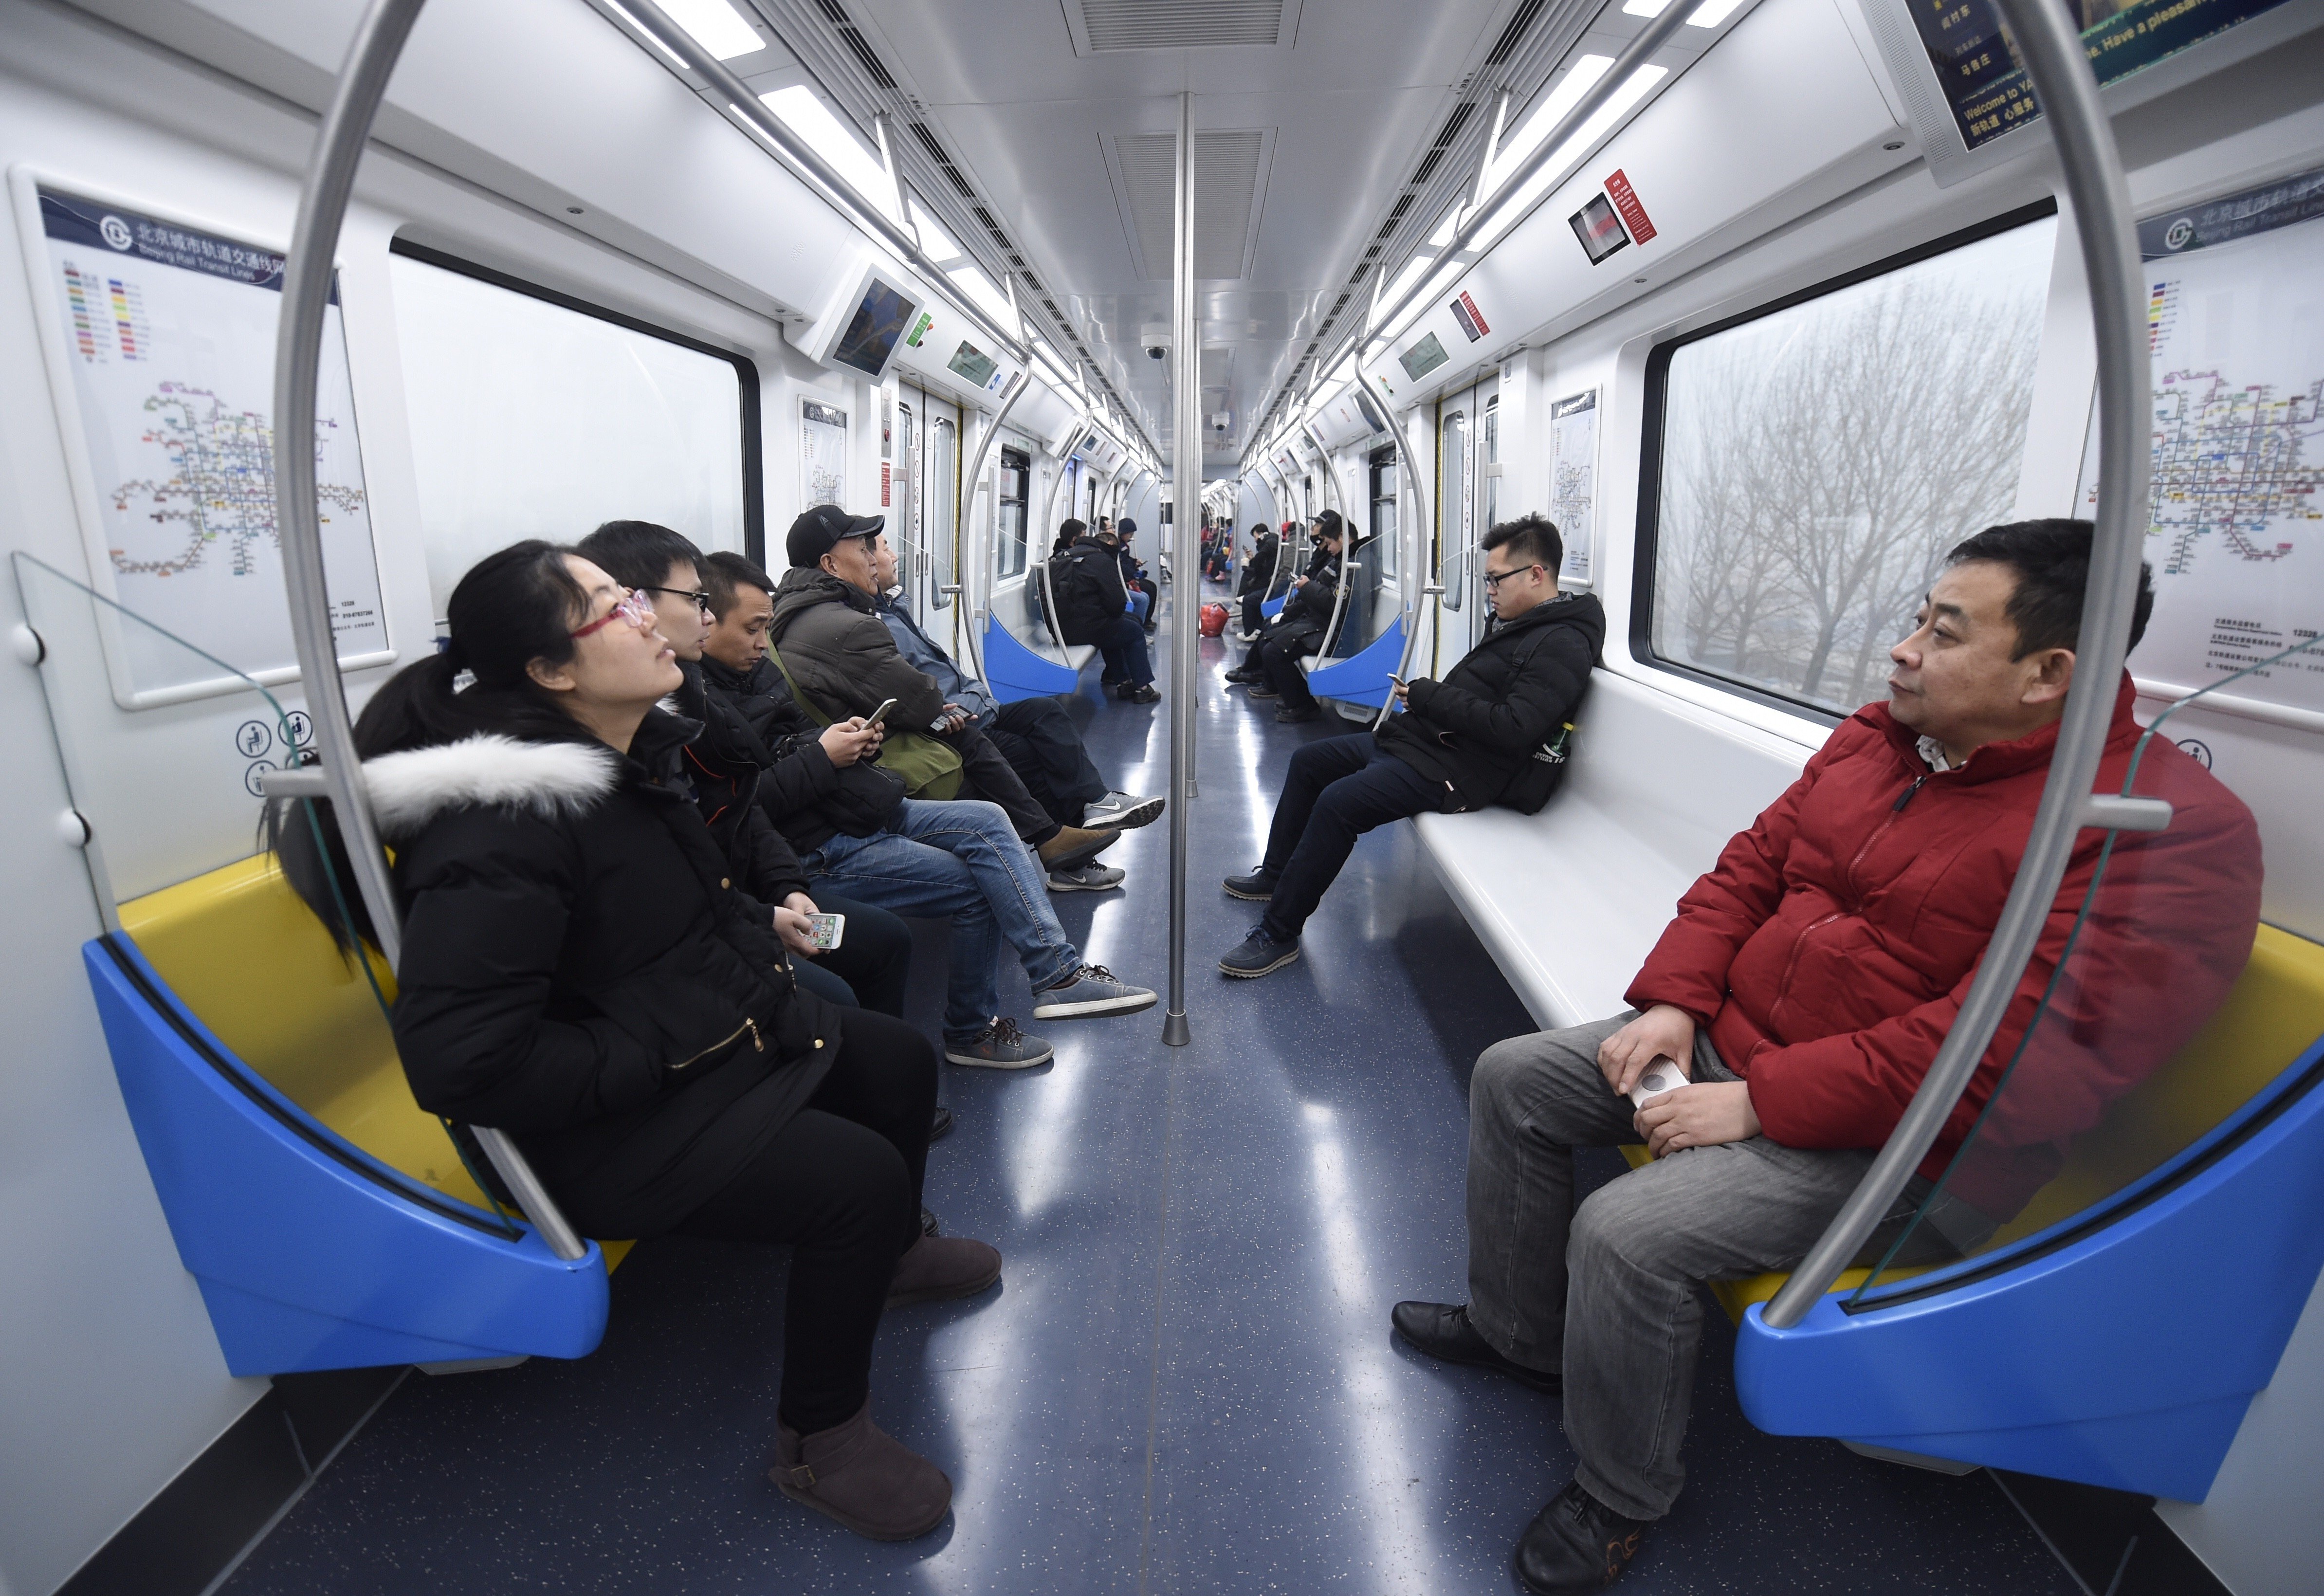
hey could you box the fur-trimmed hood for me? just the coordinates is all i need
[364,734,620,839]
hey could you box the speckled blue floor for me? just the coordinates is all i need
[223,585,2076,1595]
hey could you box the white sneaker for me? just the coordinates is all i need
[1083,791,1165,831]
[1048,862,1126,892]
[1031,964,1157,1019]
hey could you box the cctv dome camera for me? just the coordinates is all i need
[1146,344,1167,360]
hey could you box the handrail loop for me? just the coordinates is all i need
[1762,0,2153,1328]
[273,0,588,1262]
[953,371,1029,693]
[1355,366,1435,732]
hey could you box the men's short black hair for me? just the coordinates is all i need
[1316,509,1352,546]
[1481,514,1563,575]
[1061,517,1087,541]
[575,520,704,594]
[1945,518,2153,658]
[702,550,778,621]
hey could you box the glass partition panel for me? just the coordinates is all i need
[1849,640,2319,1309]
[894,402,918,604]
[1439,408,1469,612]
[11,551,510,1228]
[998,444,1028,579]
[1370,446,1399,584]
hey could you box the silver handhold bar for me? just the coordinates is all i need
[1355,366,1436,732]
[953,371,1029,695]
[1761,0,2153,1328]
[273,0,587,1262]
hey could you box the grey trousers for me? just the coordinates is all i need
[1464,1012,1874,1522]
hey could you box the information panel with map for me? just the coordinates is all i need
[21,181,390,706]
[1549,389,1598,586]
[2078,166,2324,717]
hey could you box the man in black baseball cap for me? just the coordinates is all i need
[787,502,886,569]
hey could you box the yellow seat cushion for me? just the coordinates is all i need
[119,855,633,1272]
[1617,923,2324,1323]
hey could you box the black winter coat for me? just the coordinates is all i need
[1376,590,1606,812]
[1048,536,1131,643]
[376,712,837,1237]
[1270,544,1343,647]
[1237,533,1278,595]
[670,661,810,904]
[698,653,899,852]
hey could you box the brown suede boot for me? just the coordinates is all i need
[1036,825,1118,871]
[886,1233,1002,1309]
[771,1402,951,1541]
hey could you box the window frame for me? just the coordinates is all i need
[997,442,1030,579]
[388,239,767,567]
[1627,199,2058,725]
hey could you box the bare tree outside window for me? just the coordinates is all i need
[1652,219,2056,714]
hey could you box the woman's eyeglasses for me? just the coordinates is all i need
[1483,563,1542,591]
[641,585,715,615]
[570,588,658,639]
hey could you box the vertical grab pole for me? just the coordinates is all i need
[272,0,586,1261]
[1760,0,2153,1328]
[1162,90,1198,1048]
[1356,366,1435,733]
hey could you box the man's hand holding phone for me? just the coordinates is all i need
[819,716,883,767]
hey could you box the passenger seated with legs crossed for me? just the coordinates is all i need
[860,534,1165,893]
[694,548,1158,1068]
[1048,518,1162,702]
[1392,519,2262,1594]
[768,504,1122,874]
[1221,514,1604,977]
[274,541,997,1542]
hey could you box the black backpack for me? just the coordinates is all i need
[1050,545,1117,643]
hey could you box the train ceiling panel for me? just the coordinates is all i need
[1104,129,1270,282]
[1065,0,1301,55]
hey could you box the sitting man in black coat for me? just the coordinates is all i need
[1048,519,1161,702]
[1235,521,1280,640]
[1217,514,1604,978]
[1224,509,1352,723]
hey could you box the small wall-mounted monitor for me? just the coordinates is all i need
[1398,332,1449,383]
[1570,193,1630,265]
[947,339,1001,391]
[829,273,919,379]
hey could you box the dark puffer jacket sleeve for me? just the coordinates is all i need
[1404,624,1592,760]
[393,809,667,1133]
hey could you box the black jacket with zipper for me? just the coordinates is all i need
[1376,590,1606,812]
[697,652,901,853]
[377,709,836,1237]
[1048,534,1132,643]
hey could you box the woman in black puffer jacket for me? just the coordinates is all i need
[277,541,989,1542]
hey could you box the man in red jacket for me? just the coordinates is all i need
[1391,520,2261,1595]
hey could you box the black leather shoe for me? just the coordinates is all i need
[929,1104,954,1144]
[1389,1301,1561,1394]
[1223,666,1264,684]
[1515,1480,1650,1594]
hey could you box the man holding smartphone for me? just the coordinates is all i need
[1217,514,1603,977]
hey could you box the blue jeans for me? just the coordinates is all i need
[1127,588,1152,626]
[802,798,1080,1044]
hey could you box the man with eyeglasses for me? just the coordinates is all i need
[1218,513,1604,977]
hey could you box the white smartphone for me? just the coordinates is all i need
[805,913,845,952]
[1629,1054,1689,1108]
[864,697,898,729]
[1386,672,1408,688]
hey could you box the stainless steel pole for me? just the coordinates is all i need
[1761,0,2152,1328]
[1355,367,1437,732]
[1162,90,1198,1048]
[273,0,586,1262]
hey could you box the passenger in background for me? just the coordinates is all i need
[1236,521,1279,641]
[1393,520,2261,1594]
[695,548,1161,1067]
[1224,509,1353,723]
[859,535,1165,889]
[1115,517,1156,634]
[1049,518,1162,703]
[1219,515,1602,977]
[768,505,1119,873]
[275,541,997,1542]
[574,521,917,1027]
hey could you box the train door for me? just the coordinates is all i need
[894,397,919,617]
[923,397,960,623]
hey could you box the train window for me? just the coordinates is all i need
[1483,394,1501,537]
[1639,210,2058,715]
[1369,445,1398,582]
[1439,407,1469,611]
[928,413,957,607]
[387,244,760,619]
[998,444,1029,578]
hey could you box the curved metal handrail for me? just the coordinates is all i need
[1761,0,2153,1328]
[954,371,1029,694]
[1032,415,1091,653]
[1355,366,1436,732]
[273,0,586,1262]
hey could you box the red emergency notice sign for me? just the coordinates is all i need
[1604,169,1657,246]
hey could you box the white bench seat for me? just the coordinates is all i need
[1412,670,1816,1029]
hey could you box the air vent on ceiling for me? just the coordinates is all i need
[1109,129,1267,281]
[1068,0,1290,55]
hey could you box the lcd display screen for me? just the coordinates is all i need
[1398,332,1449,383]
[831,275,916,378]
[947,339,999,389]
[1570,193,1630,265]
[1916,0,2296,152]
